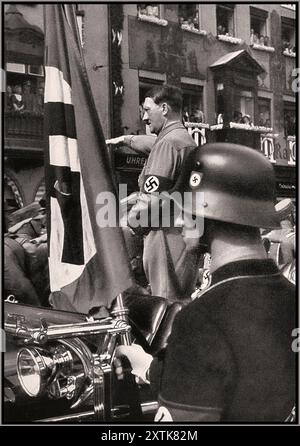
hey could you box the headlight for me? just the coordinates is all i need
[16,340,90,400]
[17,348,55,397]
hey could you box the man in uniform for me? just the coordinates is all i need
[126,85,201,300]
[116,143,296,422]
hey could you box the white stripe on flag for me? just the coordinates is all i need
[49,135,80,172]
[80,176,97,264]
[48,193,96,291]
[44,66,72,104]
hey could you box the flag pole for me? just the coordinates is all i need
[111,293,131,345]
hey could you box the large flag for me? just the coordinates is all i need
[44,5,134,312]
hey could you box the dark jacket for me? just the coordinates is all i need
[150,259,296,422]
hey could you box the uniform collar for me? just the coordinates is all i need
[155,120,185,143]
[211,259,279,286]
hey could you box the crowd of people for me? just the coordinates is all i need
[282,38,296,55]
[250,29,270,47]
[5,81,44,115]
[217,25,234,36]
[183,107,205,123]
[138,4,160,18]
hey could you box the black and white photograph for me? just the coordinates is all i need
[1,1,298,429]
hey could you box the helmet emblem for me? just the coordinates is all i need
[144,176,159,193]
[189,172,203,188]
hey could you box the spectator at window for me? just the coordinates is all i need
[233,110,243,123]
[217,25,224,35]
[259,35,265,45]
[23,80,35,112]
[187,16,195,30]
[138,4,158,16]
[179,4,199,29]
[139,5,147,15]
[192,108,205,123]
[264,36,269,46]
[33,85,44,115]
[242,114,254,126]
[11,85,24,112]
[217,113,223,124]
[265,119,271,128]
[183,107,190,122]
[193,12,199,30]
[152,5,159,17]
[258,112,266,126]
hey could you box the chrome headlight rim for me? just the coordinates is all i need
[16,347,52,397]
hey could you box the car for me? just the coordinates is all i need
[3,294,184,423]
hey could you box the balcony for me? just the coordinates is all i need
[5,112,44,139]
[260,133,296,166]
[184,122,209,146]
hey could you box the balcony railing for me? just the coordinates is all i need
[287,136,296,166]
[5,112,44,139]
[184,122,209,146]
[260,133,296,166]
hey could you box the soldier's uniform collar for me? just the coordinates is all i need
[156,120,185,143]
[211,259,279,286]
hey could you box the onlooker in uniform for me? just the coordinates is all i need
[116,143,296,422]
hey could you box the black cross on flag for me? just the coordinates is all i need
[44,5,134,312]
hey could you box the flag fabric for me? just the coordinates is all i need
[44,4,134,312]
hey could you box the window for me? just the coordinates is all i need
[138,4,161,18]
[6,63,26,74]
[250,7,269,47]
[282,17,295,55]
[233,90,254,124]
[182,86,204,123]
[284,102,296,136]
[258,98,271,127]
[216,5,235,36]
[178,4,199,30]
[28,65,44,76]
[137,4,167,26]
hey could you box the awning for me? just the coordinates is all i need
[210,49,265,75]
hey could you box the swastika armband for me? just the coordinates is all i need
[142,175,173,194]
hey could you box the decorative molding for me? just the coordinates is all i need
[217,35,243,45]
[137,13,168,27]
[210,122,273,132]
[283,49,296,58]
[280,4,296,11]
[181,25,207,36]
[184,122,209,129]
[251,43,275,53]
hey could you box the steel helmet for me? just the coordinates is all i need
[173,143,280,229]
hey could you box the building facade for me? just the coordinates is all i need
[3,3,297,224]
